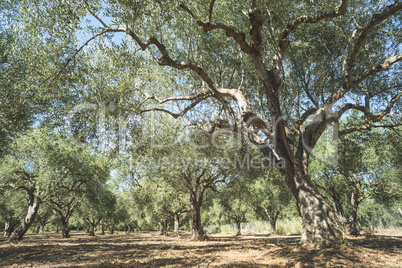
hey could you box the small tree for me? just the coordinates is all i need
[249,170,294,235]
[218,177,253,236]
[79,185,116,236]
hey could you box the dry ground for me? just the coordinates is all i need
[0,231,401,267]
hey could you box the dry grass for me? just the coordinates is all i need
[0,231,401,267]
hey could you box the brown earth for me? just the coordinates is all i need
[0,232,401,267]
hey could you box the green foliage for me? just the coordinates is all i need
[248,169,294,220]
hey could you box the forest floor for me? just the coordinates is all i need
[0,231,401,267]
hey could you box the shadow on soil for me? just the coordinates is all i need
[0,232,401,267]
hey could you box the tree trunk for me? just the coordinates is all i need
[285,165,343,248]
[109,223,115,234]
[10,193,40,242]
[327,188,350,235]
[38,223,45,235]
[88,223,95,236]
[159,221,168,236]
[235,220,241,236]
[99,219,105,235]
[268,214,278,235]
[4,218,19,237]
[173,213,180,237]
[60,220,70,238]
[191,206,206,240]
[349,192,361,236]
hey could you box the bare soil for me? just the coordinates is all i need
[0,232,401,267]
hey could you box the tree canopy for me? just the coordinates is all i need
[1,0,401,248]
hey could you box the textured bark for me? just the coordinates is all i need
[88,224,95,236]
[190,193,207,241]
[10,191,40,242]
[4,218,19,237]
[173,213,180,237]
[60,221,70,238]
[349,192,361,236]
[235,220,241,236]
[285,165,342,248]
[159,221,168,236]
[86,218,100,236]
[265,210,279,235]
[269,219,277,235]
[37,223,46,235]
[99,219,105,235]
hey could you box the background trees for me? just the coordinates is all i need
[0,129,110,240]
[248,170,294,235]
[0,0,401,248]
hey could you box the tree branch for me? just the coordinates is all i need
[276,0,347,67]
[344,2,402,87]
[352,53,402,87]
[338,91,402,121]
[179,2,255,55]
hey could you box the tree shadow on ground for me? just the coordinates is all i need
[0,232,401,267]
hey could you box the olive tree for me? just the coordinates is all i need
[9,0,402,247]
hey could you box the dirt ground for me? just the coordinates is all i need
[0,231,401,267]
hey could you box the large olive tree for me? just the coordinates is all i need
[9,0,402,247]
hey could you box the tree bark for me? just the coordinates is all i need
[190,205,206,240]
[109,223,115,234]
[159,221,168,236]
[60,220,70,238]
[284,164,343,248]
[349,192,361,236]
[4,218,19,237]
[173,213,180,237]
[88,223,95,236]
[235,220,241,236]
[36,222,46,235]
[266,211,279,235]
[99,219,105,235]
[10,191,40,242]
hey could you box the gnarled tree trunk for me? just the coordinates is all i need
[265,210,280,235]
[173,213,180,237]
[190,193,207,240]
[4,218,19,237]
[10,192,40,242]
[99,219,105,235]
[235,220,242,236]
[85,218,100,236]
[109,223,115,234]
[60,220,70,238]
[349,192,361,236]
[159,221,168,236]
[285,164,342,248]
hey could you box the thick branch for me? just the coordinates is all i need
[339,123,400,137]
[138,98,205,119]
[276,0,347,66]
[352,53,402,87]
[338,91,402,121]
[249,3,263,52]
[344,2,402,86]
[207,0,216,22]
[179,2,255,55]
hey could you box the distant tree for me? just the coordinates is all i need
[0,189,26,237]
[249,170,294,235]
[218,177,254,236]
[0,129,109,240]
[311,125,402,235]
[79,185,116,236]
